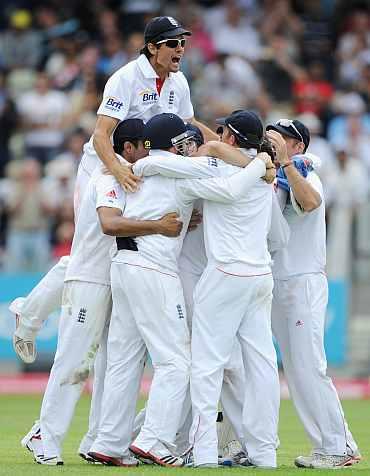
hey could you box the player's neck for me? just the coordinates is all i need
[149,59,169,81]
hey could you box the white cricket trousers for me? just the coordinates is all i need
[272,273,358,456]
[180,268,246,452]
[40,281,111,458]
[190,266,279,468]
[91,258,191,457]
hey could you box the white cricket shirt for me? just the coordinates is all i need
[128,150,270,274]
[65,165,126,286]
[81,54,194,173]
[272,171,326,279]
[115,150,266,274]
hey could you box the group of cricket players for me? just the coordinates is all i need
[10,16,361,470]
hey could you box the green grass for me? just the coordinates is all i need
[0,395,369,476]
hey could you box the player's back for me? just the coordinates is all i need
[202,160,273,275]
[66,167,122,285]
[115,153,193,274]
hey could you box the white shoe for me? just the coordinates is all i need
[218,440,244,466]
[88,451,139,466]
[295,453,360,469]
[21,421,43,460]
[35,454,64,465]
[130,443,184,467]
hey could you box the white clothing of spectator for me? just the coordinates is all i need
[17,72,69,163]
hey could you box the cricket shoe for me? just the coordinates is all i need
[21,420,43,461]
[10,298,36,364]
[88,451,139,466]
[295,453,360,469]
[218,440,244,466]
[34,454,64,465]
[181,448,194,467]
[79,452,102,464]
[130,443,184,467]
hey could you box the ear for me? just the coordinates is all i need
[298,142,305,154]
[123,141,133,155]
[147,43,157,55]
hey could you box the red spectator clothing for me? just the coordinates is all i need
[53,241,72,260]
[189,30,216,63]
[293,80,334,114]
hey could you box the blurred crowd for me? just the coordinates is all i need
[0,0,370,274]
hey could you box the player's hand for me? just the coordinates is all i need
[266,130,290,166]
[188,208,202,231]
[112,163,141,192]
[157,212,183,237]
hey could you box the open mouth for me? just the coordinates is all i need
[171,56,181,65]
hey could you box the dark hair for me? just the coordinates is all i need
[113,138,140,154]
[225,127,255,149]
[140,41,163,59]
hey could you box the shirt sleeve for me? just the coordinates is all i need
[95,174,126,212]
[96,72,131,121]
[268,192,290,253]
[176,157,266,204]
[133,156,221,179]
[177,73,194,120]
[290,171,323,216]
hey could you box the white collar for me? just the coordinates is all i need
[239,147,257,158]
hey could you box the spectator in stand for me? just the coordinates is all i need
[124,32,145,63]
[210,0,262,62]
[0,9,43,70]
[45,30,81,92]
[293,61,334,117]
[326,144,368,277]
[52,219,74,262]
[53,128,88,169]
[97,33,127,76]
[327,92,370,157]
[297,112,335,184]
[16,71,69,164]
[337,9,370,87]
[4,158,53,272]
[357,57,370,111]
[258,33,305,104]
[260,0,303,44]
[192,51,264,121]
[0,70,18,178]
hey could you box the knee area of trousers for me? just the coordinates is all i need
[153,358,190,376]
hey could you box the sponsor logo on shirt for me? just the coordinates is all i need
[106,189,118,199]
[105,96,123,112]
[295,320,304,327]
[139,88,158,104]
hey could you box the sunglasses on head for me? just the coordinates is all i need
[156,38,186,49]
[276,119,304,143]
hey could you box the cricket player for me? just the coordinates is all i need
[266,119,360,469]
[88,112,273,467]
[11,15,217,363]
[21,119,183,466]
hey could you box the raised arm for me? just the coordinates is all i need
[93,116,140,192]
[177,153,269,204]
[133,155,220,179]
[267,130,321,212]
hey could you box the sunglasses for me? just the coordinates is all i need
[156,38,186,49]
[276,119,304,143]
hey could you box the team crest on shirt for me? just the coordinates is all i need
[139,88,158,104]
[168,90,175,109]
[104,96,123,112]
